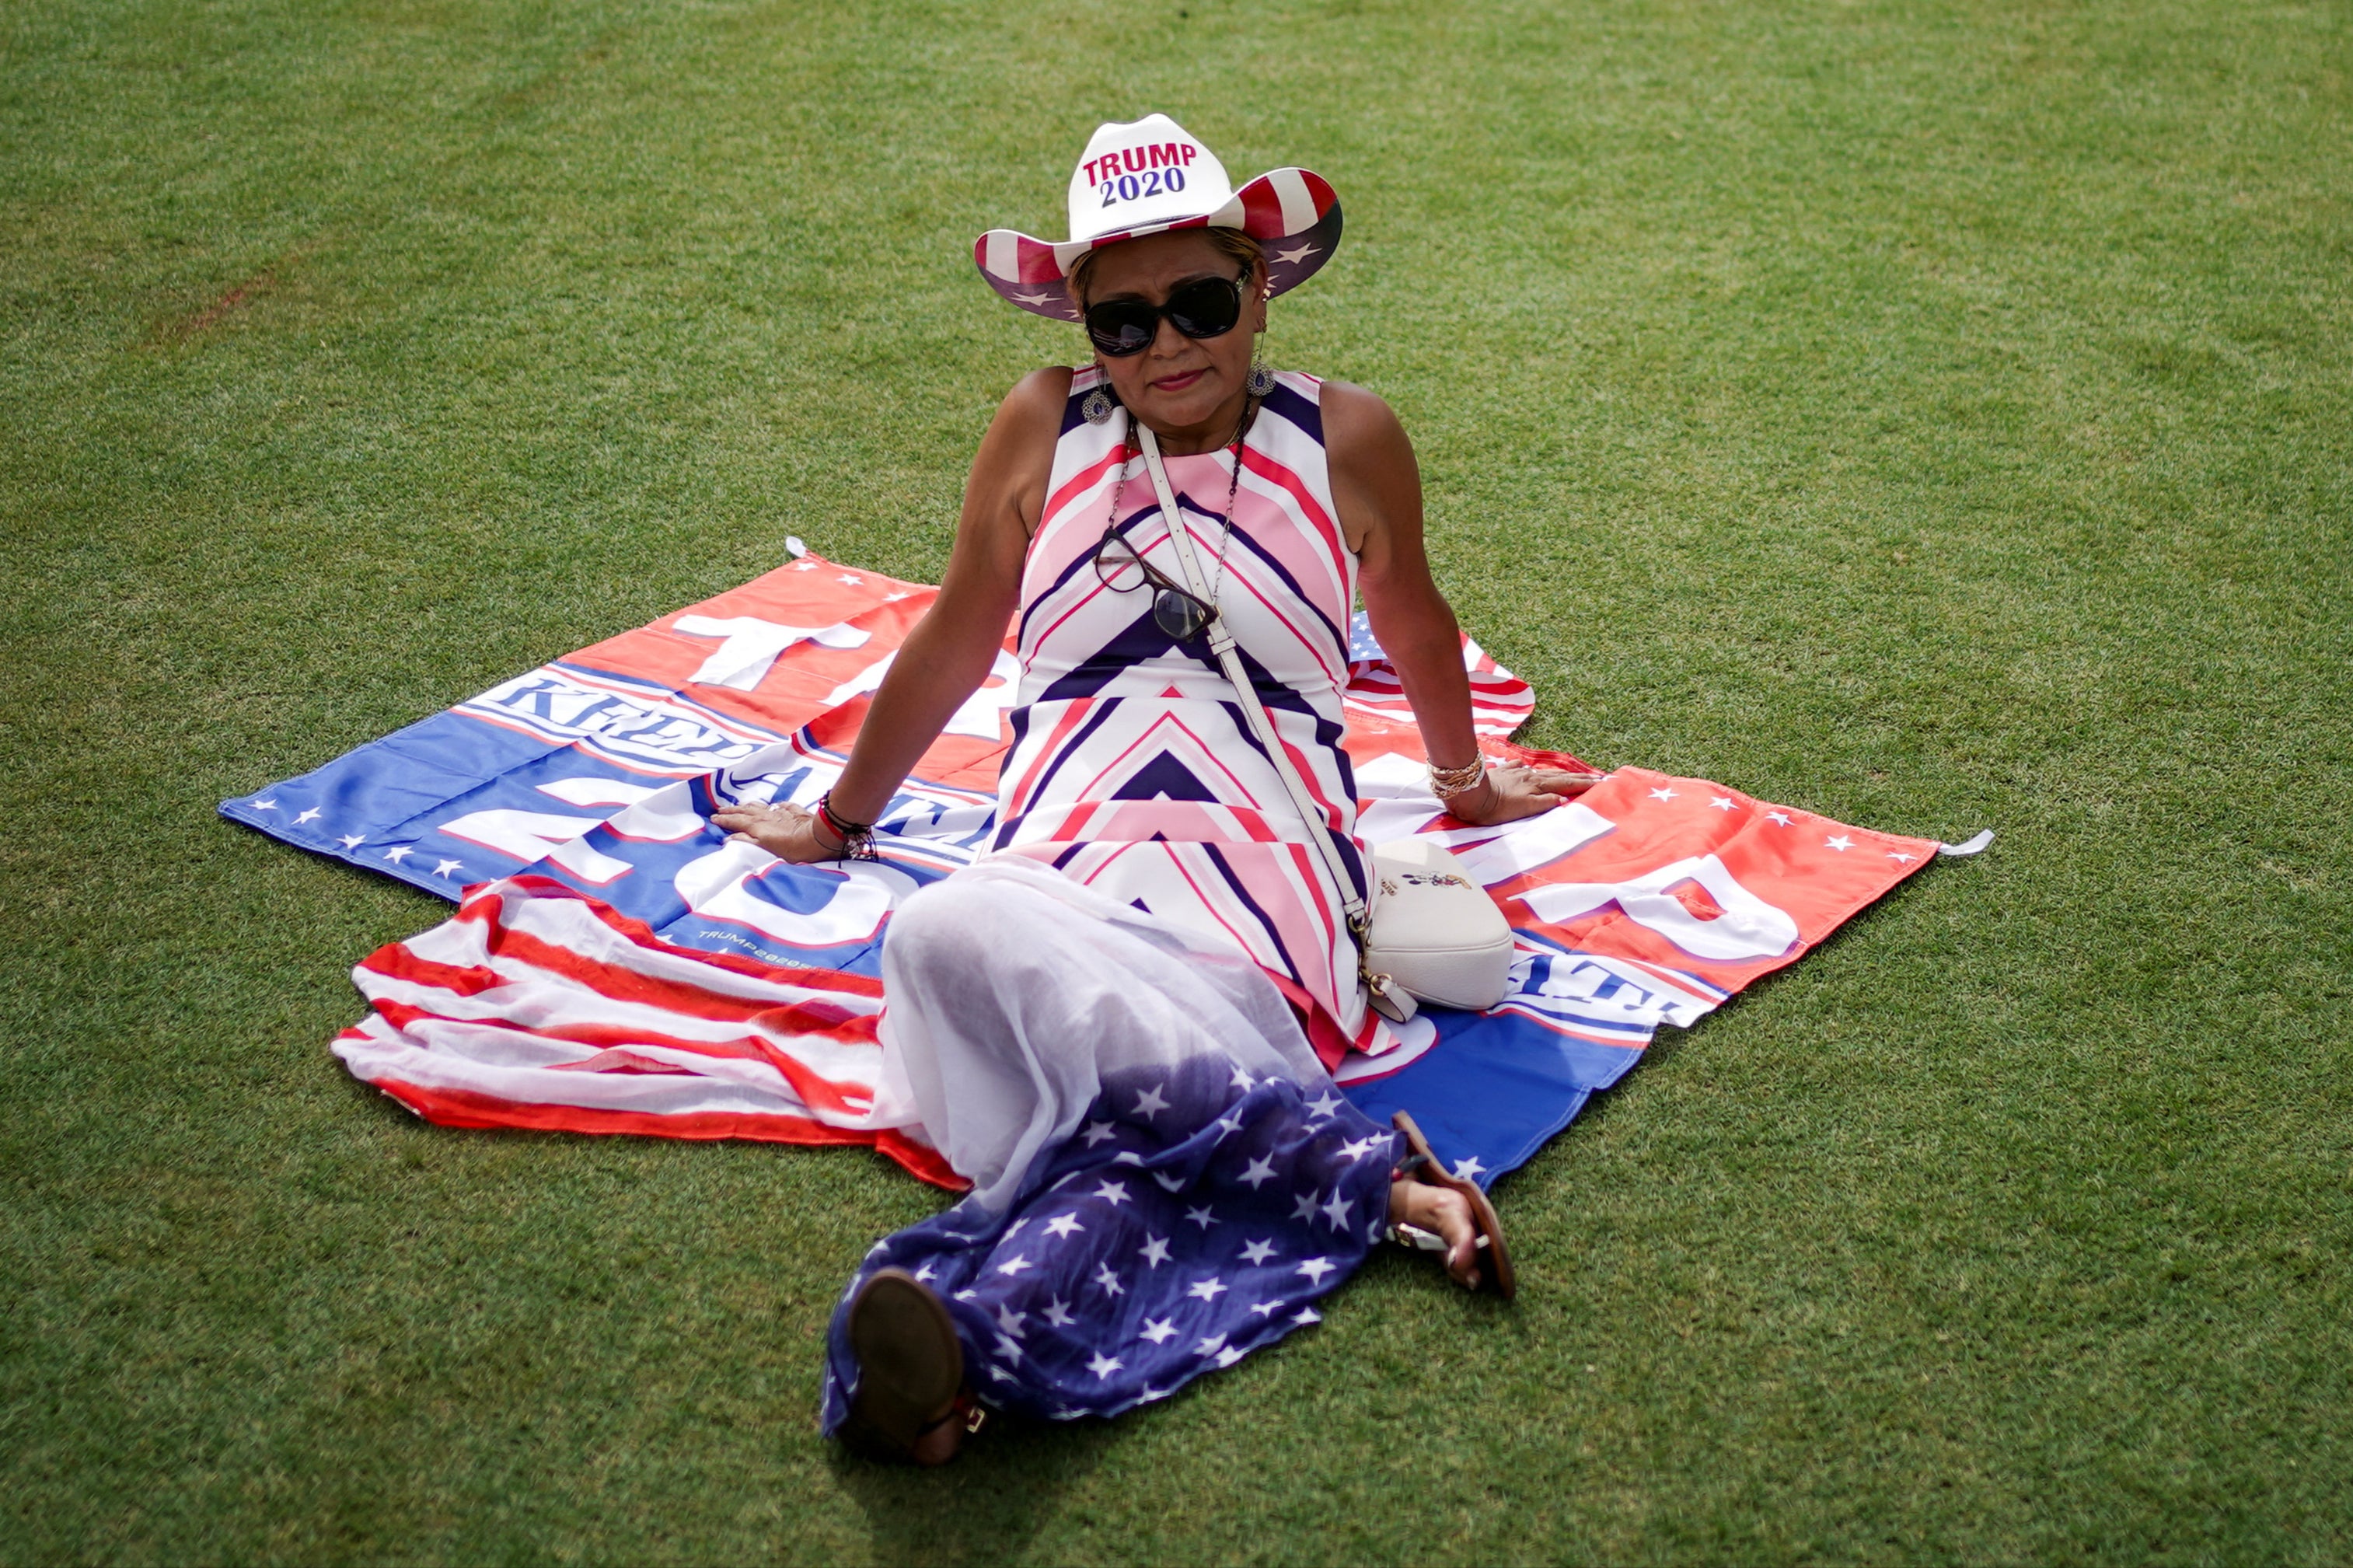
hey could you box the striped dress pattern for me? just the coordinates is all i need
[996,366,1377,1067]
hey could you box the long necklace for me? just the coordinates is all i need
[1102,395,1257,613]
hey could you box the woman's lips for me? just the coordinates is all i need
[1150,367,1208,393]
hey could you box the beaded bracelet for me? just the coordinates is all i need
[814,791,880,861]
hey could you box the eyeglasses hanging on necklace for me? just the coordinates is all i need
[1092,398,1255,641]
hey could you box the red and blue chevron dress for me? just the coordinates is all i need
[996,365,1379,1067]
[819,369,1402,1431]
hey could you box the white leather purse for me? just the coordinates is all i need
[1363,836,1515,1013]
[1136,424,1515,1024]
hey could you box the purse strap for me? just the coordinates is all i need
[1134,421,1415,1020]
[1135,421,1367,932]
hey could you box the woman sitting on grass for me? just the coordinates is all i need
[714,115,1597,1464]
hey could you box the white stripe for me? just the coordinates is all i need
[1268,169,1316,235]
[983,230,1020,281]
[403,890,884,1012]
[1330,1011,1440,1083]
[335,1028,843,1122]
[354,969,887,1091]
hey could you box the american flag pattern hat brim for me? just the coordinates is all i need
[975,115,1343,322]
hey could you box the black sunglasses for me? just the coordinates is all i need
[1084,273,1248,358]
[1094,528,1217,641]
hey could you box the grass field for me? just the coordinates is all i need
[5,0,2350,1560]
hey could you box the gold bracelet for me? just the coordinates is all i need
[1428,756,1488,799]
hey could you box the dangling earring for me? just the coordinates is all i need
[1246,350,1275,399]
[1082,379,1115,424]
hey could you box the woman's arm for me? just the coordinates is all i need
[1326,382,1482,772]
[712,368,1067,860]
[1324,381,1594,826]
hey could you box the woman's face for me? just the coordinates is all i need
[1080,230,1268,441]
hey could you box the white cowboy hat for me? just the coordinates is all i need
[974,113,1342,323]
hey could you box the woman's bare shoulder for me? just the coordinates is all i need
[972,368,1077,536]
[974,367,1074,472]
[998,365,1077,434]
[1317,378,1412,461]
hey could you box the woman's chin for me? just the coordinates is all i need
[1125,373,1240,435]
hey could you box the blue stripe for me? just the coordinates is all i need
[1220,518,1348,658]
[1259,378,1321,445]
[992,698,1126,849]
[1199,840,1307,987]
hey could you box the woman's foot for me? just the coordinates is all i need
[843,1269,972,1465]
[1389,1175,1485,1290]
[1387,1112,1517,1297]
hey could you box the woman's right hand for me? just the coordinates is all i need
[709,800,847,864]
[1444,761,1608,826]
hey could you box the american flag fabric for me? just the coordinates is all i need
[1343,626,1528,735]
[223,380,1978,1193]
[823,1054,1394,1428]
[331,872,957,1185]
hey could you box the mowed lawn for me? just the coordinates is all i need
[4,0,2349,1560]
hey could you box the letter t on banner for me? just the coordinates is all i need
[672,616,871,692]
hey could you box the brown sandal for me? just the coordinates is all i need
[840,1268,987,1464]
[1389,1111,1517,1300]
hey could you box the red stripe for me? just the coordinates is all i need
[1217,553,1348,689]
[361,1074,965,1190]
[1238,180,1287,239]
[1302,1006,1353,1073]
[1024,572,1128,659]
[365,880,885,1024]
[875,1130,965,1189]
[1273,727,1347,829]
[549,1049,696,1075]
[1280,838,1346,956]
[1240,445,1343,569]
[366,997,880,1118]
[1161,848,1289,977]
[1489,1003,1658,1049]
[1244,964,1356,1074]
[361,927,833,1032]
[358,944,508,999]
[1000,697,1096,818]
[1027,798,1287,847]
[1016,236,1062,285]
[1042,447,1127,526]
[490,876,885,996]
[1060,711,1268,811]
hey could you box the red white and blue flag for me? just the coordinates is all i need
[223,545,1979,1190]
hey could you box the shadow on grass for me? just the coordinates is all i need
[817,1253,1520,1555]
[826,1407,1111,1561]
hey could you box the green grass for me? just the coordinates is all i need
[4,0,2349,1559]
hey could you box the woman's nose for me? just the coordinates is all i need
[1149,315,1192,357]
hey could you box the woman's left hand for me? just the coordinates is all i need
[708,800,846,863]
[1443,761,1608,826]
